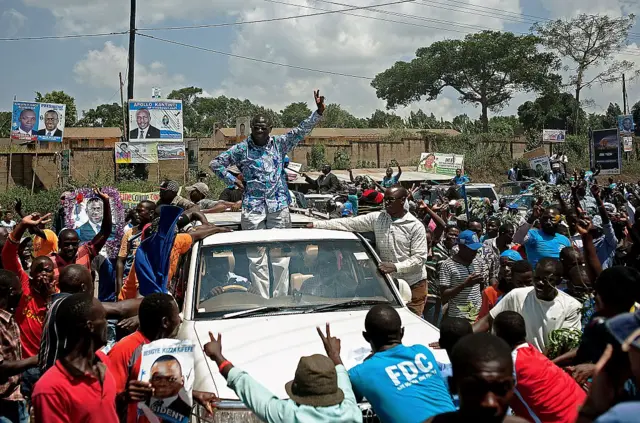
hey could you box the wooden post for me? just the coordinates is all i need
[183,138,188,185]
[31,140,39,194]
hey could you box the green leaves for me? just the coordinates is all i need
[35,90,78,127]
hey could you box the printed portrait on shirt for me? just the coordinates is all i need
[138,340,195,423]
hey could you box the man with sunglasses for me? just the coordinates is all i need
[473,258,581,353]
[309,186,429,315]
[513,203,571,269]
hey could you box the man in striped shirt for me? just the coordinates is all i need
[439,230,484,321]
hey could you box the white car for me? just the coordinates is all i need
[173,227,446,422]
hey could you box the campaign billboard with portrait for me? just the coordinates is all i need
[115,142,158,164]
[10,101,66,142]
[128,100,183,142]
[590,129,621,175]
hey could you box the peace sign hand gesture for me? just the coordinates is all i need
[314,90,326,115]
[317,323,342,365]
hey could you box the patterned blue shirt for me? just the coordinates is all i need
[209,111,322,214]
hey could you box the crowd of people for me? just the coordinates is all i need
[0,89,638,423]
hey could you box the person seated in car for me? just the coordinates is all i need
[300,249,357,298]
[199,253,252,301]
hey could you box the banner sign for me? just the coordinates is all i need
[158,143,186,160]
[542,129,566,143]
[529,156,551,177]
[60,149,71,177]
[187,139,199,173]
[128,100,183,142]
[618,115,635,135]
[11,101,66,142]
[138,339,195,423]
[115,142,158,164]
[591,129,621,175]
[236,116,250,138]
[120,192,160,210]
[623,136,633,152]
[417,153,464,176]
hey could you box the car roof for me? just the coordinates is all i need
[205,211,319,226]
[200,228,360,246]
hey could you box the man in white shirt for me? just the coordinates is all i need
[309,186,429,315]
[473,257,581,353]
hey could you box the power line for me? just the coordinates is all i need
[138,0,417,31]
[136,32,374,79]
[0,31,127,41]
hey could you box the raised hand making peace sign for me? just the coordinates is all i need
[317,323,342,366]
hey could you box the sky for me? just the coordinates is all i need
[1,0,639,123]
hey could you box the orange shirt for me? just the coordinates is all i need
[477,285,504,321]
[33,229,58,257]
[119,233,192,300]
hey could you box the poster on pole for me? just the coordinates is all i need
[529,156,551,178]
[542,129,566,143]
[618,115,635,135]
[158,143,186,160]
[235,116,250,138]
[115,142,158,164]
[128,100,183,142]
[590,129,621,175]
[623,136,633,152]
[137,339,195,423]
[417,153,464,176]
[10,101,66,142]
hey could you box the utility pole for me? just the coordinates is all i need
[623,73,627,114]
[119,72,127,133]
[127,0,136,101]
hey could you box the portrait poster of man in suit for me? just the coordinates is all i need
[74,197,117,244]
[138,340,195,423]
[130,108,162,140]
[36,109,64,139]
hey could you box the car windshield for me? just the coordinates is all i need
[195,239,398,319]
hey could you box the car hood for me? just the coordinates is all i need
[180,308,446,399]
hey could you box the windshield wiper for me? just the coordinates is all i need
[222,306,304,319]
[305,299,390,313]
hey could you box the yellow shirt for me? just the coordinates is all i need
[33,229,58,257]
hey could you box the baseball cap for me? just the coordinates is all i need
[185,182,210,197]
[458,230,482,250]
[508,203,519,210]
[500,250,523,262]
[159,180,179,193]
[606,310,640,352]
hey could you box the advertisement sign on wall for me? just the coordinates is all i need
[417,153,464,176]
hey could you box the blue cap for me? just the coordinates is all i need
[508,203,519,210]
[500,250,523,262]
[458,230,482,250]
[606,311,640,351]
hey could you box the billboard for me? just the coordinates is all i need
[10,101,66,142]
[590,129,621,175]
[529,156,551,178]
[158,143,186,160]
[115,142,158,164]
[120,192,160,210]
[542,129,566,143]
[618,114,635,135]
[623,136,633,152]
[128,100,183,142]
[417,153,464,176]
[236,116,250,138]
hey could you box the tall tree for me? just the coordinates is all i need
[368,109,403,128]
[316,104,367,128]
[35,90,77,126]
[77,103,124,128]
[167,86,205,136]
[602,102,623,129]
[371,31,560,132]
[405,109,443,129]
[280,102,311,127]
[0,111,11,138]
[632,101,640,134]
[533,14,638,133]
[517,91,584,134]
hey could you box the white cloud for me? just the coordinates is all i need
[1,8,27,36]
[73,41,185,97]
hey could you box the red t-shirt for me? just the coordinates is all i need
[476,286,503,321]
[1,239,48,358]
[107,331,149,423]
[32,351,118,423]
[510,343,586,423]
[48,242,97,285]
[363,189,384,204]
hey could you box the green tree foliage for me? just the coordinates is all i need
[602,103,622,129]
[77,103,124,128]
[405,109,442,129]
[35,90,77,126]
[0,111,11,137]
[167,86,204,136]
[371,31,560,132]
[308,144,326,170]
[533,14,638,133]
[632,101,640,133]
[368,109,404,128]
[316,104,367,128]
[280,102,311,128]
[517,91,584,134]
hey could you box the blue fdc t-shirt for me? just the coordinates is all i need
[348,344,455,423]
[524,229,571,268]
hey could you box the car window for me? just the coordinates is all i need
[194,240,398,319]
[465,188,496,201]
[514,195,533,208]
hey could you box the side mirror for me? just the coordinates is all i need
[396,278,412,304]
